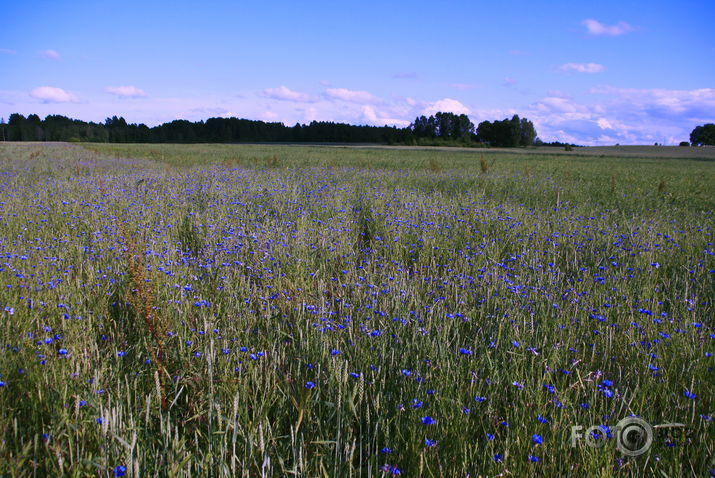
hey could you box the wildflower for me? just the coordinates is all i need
[424,438,436,447]
[305,381,315,389]
[528,454,539,462]
[58,348,68,356]
[486,433,494,440]
[537,415,549,424]
[493,453,502,462]
[459,347,472,355]
[117,351,125,357]
[421,416,434,425]
[475,396,486,402]
[380,447,392,454]
[532,434,543,445]
[114,466,127,477]
[683,389,696,400]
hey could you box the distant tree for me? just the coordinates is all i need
[690,124,715,146]
[477,115,537,147]
[679,141,689,147]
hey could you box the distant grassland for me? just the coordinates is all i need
[0,142,712,477]
[83,142,715,212]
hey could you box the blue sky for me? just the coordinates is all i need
[1,0,714,145]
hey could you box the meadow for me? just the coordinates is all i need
[0,142,713,477]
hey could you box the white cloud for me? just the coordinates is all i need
[596,118,614,129]
[423,98,471,116]
[325,88,381,104]
[582,19,633,37]
[30,86,78,103]
[524,86,715,145]
[590,86,715,118]
[503,77,517,86]
[361,105,411,127]
[260,85,317,103]
[105,85,147,98]
[0,48,16,55]
[560,63,605,73]
[39,49,61,60]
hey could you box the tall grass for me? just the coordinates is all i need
[0,142,712,476]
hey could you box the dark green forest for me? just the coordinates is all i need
[0,111,542,147]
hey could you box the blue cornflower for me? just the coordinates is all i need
[411,399,423,409]
[58,348,68,356]
[114,465,127,477]
[0,381,5,387]
[493,453,502,462]
[683,389,696,399]
[424,438,436,447]
[486,433,494,441]
[603,389,613,398]
[421,416,434,425]
[117,351,125,357]
[380,447,392,454]
[528,454,539,462]
[330,348,340,356]
[475,396,486,402]
[532,434,543,445]
[96,417,103,424]
[459,347,472,355]
[305,381,315,389]
[537,415,549,424]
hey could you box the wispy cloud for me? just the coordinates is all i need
[582,19,633,37]
[503,77,517,86]
[560,63,605,73]
[325,87,381,104]
[0,48,16,55]
[39,49,62,60]
[423,98,471,116]
[105,85,147,98]
[260,85,318,103]
[449,83,478,90]
[30,86,78,103]
[392,72,417,79]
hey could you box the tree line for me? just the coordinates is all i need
[0,112,540,147]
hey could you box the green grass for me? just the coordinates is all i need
[0,142,713,477]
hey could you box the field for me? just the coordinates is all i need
[0,142,713,477]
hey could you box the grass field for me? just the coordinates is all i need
[0,142,713,477]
